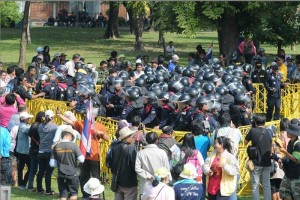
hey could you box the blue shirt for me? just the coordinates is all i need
[168,61,176,73]
[16,123,31,155]
[7,113,20,131]
[0,127,11,157]
[194,135,210,160]
[174,179,203,200]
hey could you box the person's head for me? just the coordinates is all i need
[109,67,118,77]
[182,133,196,150]
[150,59,158,68]
[60,53,67,60]
[286,57,293,66]
[188,53,195,61]
[43,46,50,54]
[108,57,116,67]
[91,107,99,118]
[18,105,27,113]
[278,49,285,57]
[258,47,265,56]
[219,53,226,61]
[280,118,290,132]
[44,110,55,123]
[218,113,231,127]
[5,93,16,105]
[99,61,108,71]
[118,127,135,144]
[20,112,34,124]
[72,54,80,62]
[215,136,232,154]
[152,168,170,187]
[179,163,198,180]
[0,61,3,70]
[276,55,285,66]
[0,70,6,81]
[143,55,149,64]
[199,49,206,60]
[36,47,44,54]
[191,119,205,136]
[272,64,279,76]
[17,74,27,85]
[118,54,125,62]
[252,114,266,127]
[244,35,249,41]
[169,41,173,47]
[146,132,158,144]
[7,65,16,76]
[27,66,37,76]
[35,111,45,123]
[162,126,174,135]
[111,50,118,59]
[37,55,43,63]
[136,63,143,73]
[286,124,300,140]
[61,128,76,141]
[15,67,24,77]
[172,54,179,64]
[131,115,141,127]
[291,118,300,126]
[255,58,262,69]
[196,45,203,53]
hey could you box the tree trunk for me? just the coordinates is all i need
[134,13,144,52]
[217,8,239,62]
[104,2,120,39]
[277,40,282,51]
[26,22,31,44]
[18,1,31,69]
[127,7,134,34]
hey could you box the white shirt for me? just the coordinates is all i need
[141,182,175,200]
[10,126,19,152]
[65,60,75,77]
[134,70,145,79]
[166,46,175,56]
[0,79,6,88]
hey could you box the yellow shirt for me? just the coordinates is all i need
[279,64,288,81]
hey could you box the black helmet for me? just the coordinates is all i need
[195,74,204,82]
[222,74,232,84]
[231,51,238,61]
[77,84,95,96]
[242,63,252,74]
[118,71,129,80]
[193,64,200,71]
[107,77,115,85]
[188,87,199,98]
[214,93,222,101]
[154,74,164,83]
[234,93,246,104]
[168,81,184,93]
[38,74,49,81]
[216,86,226,95]
[158,92,170,100]
[231,77,240,82]
[87,82,96,90]
[131,86,142,96]
[113,77,124,86]
[174,65,182,74]
[74,62,83,70]
[204,71,214,81]
[145,66,154,76]
[144,91,157,101]
[151,87,162,96]
[196,96,210,107]
[202,83,214,94]
[158,82,168,92]
[225,68,233,75]
[149,83,160,91]
[170,75,181,82]
[180,77,190,87]
[156,65,165,72]
[146,75,155,84]
[135,77,145,87]
[215,67,225,77]
[192,80,202,88]
[140,74,148,80]
[40,66,50,74]
[177,93,191,103]
[209,75,221,83]
[126,89,140,101]
[182,68,192,77]
[57,65,67,73]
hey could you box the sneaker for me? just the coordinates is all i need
[45,191,55,195]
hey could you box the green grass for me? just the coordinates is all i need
[1,26,300,68]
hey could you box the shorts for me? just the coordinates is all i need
[279,176,300,199]
[57,175,79,198]
[271,178,282,194]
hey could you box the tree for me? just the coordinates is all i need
[104,2,120,39]
[18,1,30,68]
[0,2,21,28]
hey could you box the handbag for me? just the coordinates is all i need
[110,144,127,192]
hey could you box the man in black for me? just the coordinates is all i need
[264,65,288,121]
[50,128,84,200]
[251,58,268,84]
[245,115,272,200]
[111,127,137,200]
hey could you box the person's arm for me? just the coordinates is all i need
[53,126,62,145]
[280,143,300,164]
[56,113,74,125]
[31,92,45,99]
[75,145,85,163]
[202,156,212,175]
[220,154,239,176]
[264,75,273,92]
[49,147,57,167]
[244,129,252,146]
[238,41,244,54]
[95,129,110,142]
[14,93,25,105]
[197,150,205,166]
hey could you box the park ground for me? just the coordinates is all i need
[0,26,281,199]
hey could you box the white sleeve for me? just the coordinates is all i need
[49,159,57,167]
[203,156,212,175]
[223,154,239,176]
[53,126,62,144]
[77,155,85,163]
[197,151,205,166]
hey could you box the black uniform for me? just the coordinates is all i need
[116,97,144,122]
[104,90,125,118]
[158,103,173,129]
[229,104,251,127]
[264,72,285,121]
[251,69,268,84]
[220,94,234,114]
[172,106,193,131]
[242,76,256,94]
[142,103,159,128]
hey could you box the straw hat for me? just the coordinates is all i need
[179,163,198,179]
[118,127,135,140]
[83,178,104,196]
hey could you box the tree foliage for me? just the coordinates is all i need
[0,2,22,28]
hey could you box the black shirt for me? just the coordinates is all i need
[245,127,272,167]
[251,69,268,83]
[284,139,300,179]
[16,85,32,101]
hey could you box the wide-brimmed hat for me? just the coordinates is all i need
[63,111,76,122]
[286,124,300,137]
[61,127,76,140]
[20,112,34,120]
[118,127,135,140]
[179,163,198,179]
[83,178,104,196]
[154,167,170,178]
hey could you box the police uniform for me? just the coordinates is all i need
[158,103,173,129]
[264,72,285,121]
[251,69,268,83]
[242,76,256,94]
[229,104,251,127]
[105,90,125,118]
[142,103,159,128]
[116,97,144,121]
[220,94,234,114]
[172,106,193,131]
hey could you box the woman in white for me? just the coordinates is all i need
[141,167,175,200]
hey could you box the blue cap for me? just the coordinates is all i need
[36,47,44,52]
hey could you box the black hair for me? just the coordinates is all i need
[220,52,226,58]
[191,119,204,136]
[196,45,203,52]
[35,111,45,123]
[80,57,85,63]
[131,115,141,127]
[188,53,195,59]
[181,133,196,157]
[0,70,5,76]
[111,51,118,58]
[43,46,49,53]
[72,54,80,60]
[218,113,231,127]
[17,74,26,85]
[100,60,108,66]
[143,55,149,59]
[216,136,232,154]
[7,65,16,74]
[277,55,285,61]
[61,131,74,140]
[253,114,266,126]
[16,68,24,77]
[199,49,206,55]
[146,132,158,144]
[280,118,290,132]
[27,66,36,73]
[5,93,16,105]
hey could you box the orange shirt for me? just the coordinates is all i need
[73,121,107,161]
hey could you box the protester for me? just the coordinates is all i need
[65,54,81,77]
[0,126,11,185]
[83,178,105,200]
[279,118,290,150]
[157,126,177,160]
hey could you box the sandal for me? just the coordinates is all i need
[45,191,55,195]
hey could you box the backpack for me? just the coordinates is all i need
[186,150,203,177]
[105,140,118,169]
[244,41,253,55]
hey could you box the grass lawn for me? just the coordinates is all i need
[1,26,300,68]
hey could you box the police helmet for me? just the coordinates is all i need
[118,71,129,80]
[195,74,204,82]
[177,93,191,103]
[154,74,164,83]
[168,81,184,93]
[145,67,154,76]
[158,82,168,92]
[180,77,190,87]
[57,65,67,73]
[131,86,142,96]
[144,91,157,101]
[135,77,145,87]
[202,83,214,94]
[210,75,221,83]
[76,84,95,97]
[74,62,83,69]
[38,74,49,81]
[126,89,140,101]
[204,71,214,81]
[158,92,170,100]
[151,87,162,96]
[182,68,192,77]
[174,65,182,74]
[196,96,210,107]
[140,74,148,80]
[242,63,252,74]
[215,67,225,77]
[225,68,233,75]
[188,87,199,98]
[192,80,202,88]
[216,86,226,95]
[113,77,124,86]
[222,74,232,84]
[146,75,155,84]
[40,66,50,74]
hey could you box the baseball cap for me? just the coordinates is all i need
[20,112,34,120]
[36,47,44,52]
[45,110,55,118]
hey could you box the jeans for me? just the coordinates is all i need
[228,174,240,200]
[36,152,54,192]
[27,153,39,189]
[17,153,31,187]
[250,165,271,200]
[80,160,100,198]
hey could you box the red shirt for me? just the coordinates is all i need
[207,157,222,195]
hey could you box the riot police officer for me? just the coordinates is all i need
[229,93,252,127]
[251,58,268,84]
[142,91,159,128]
[172,93,193,131]
[157,92,174,129]
[242,63,256,95]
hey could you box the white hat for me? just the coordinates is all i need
[154,167,170,178]
[83,178,104,196]
[61,127,76,140]
[118,127,135,140]
[20,112,34,120]
[45,110,54,118]
[172,54,179,62]
[179,163,198,179]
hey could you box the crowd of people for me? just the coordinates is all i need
[0,39,300,200]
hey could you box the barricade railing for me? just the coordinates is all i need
[24,91,291,195]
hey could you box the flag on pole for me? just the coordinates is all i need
[80,98,94,157]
